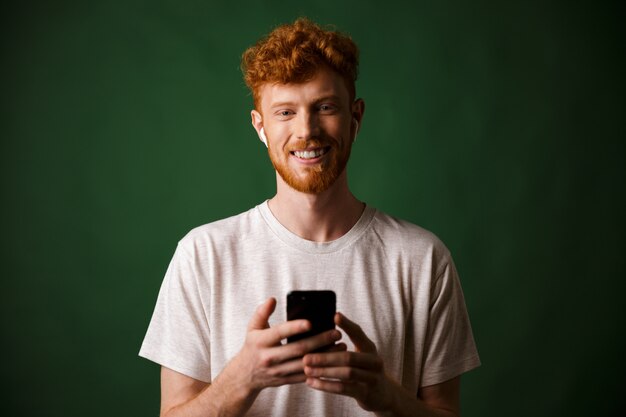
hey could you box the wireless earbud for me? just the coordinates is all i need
[352,119,359,142]
[259,127,268,148]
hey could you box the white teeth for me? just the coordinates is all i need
[294,148,325,159]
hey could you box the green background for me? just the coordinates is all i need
[2,0,624,416]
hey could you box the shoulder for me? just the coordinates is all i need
[176,205,263,254]
[369,209,453,263]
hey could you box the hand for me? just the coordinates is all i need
[223,298,344,396]
[303,313,394,412]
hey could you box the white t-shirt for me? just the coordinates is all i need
[140,202,480,416]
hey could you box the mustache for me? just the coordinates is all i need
[288,139,334,151]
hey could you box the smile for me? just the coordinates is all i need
[291,147,330,160]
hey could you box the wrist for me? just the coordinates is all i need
[367,376,394,417]
[209,357,260,413]
[375,375,407,417]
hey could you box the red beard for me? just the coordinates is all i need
[268,139,352,194]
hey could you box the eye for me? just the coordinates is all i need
[275,109,295,120]
[319,104,337,113]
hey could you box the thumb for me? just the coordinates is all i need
[335,312,377,354]
[247,297,277,331]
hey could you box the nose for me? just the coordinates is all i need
[295,111,320,140]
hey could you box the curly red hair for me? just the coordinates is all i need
[241,18,359,108]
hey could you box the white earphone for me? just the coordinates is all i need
[259,127,268,148]
[352,119,359,142]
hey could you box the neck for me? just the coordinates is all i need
[268,171,365,242]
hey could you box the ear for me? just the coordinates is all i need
[251,110,266,145]
[351,98,365,139]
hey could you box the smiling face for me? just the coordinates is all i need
[252,67,363,194]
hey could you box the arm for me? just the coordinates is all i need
[303,313,460,417]
[159,365,256,417]
[377,376,460,417]
[159,298,343,417]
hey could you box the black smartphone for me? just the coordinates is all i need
[286,290,336,344]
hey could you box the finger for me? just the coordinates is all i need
[265,339,347,366]
[247,298,276,331]
[266,357,305,377]
[306,378,364,398]
[256,319,311,346]
[304,365,379,384]
[266,372,308,387]
[300,341,347,354]
[302,351,383,371]
[325,342,348,353]
[269,329,342,363]
[335,312,377,353]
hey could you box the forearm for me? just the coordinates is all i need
[375,379,458,417]
[163,364,258,417]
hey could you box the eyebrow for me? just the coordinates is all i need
[269,95,343,109]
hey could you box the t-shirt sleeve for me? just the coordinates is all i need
[139,243,212,383]
[419,257,481,387]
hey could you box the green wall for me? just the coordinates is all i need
[2,1,624,415]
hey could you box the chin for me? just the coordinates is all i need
[271,146,352,194]
[277,165,346,194]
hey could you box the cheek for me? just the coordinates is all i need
[267,125,289,145]
[327,119,350,140]
[267,136,289,158]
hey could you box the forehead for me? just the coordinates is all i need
[258,67,350,111]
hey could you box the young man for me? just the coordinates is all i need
[140,18,480,417]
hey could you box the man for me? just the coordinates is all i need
[140,18,480,417]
